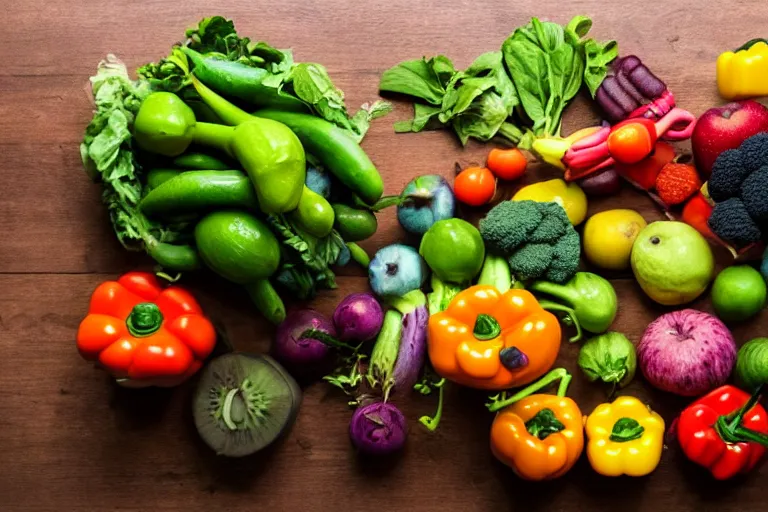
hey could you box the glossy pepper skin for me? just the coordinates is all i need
[491,394,584,480]
[717,40,768,100]
[585,396,665,477]
[677,385,768,479]
[76,272,216,388]
[428,286,561,390]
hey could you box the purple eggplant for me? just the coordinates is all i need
[367,290,428,397]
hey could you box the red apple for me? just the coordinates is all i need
[691,100,768,177]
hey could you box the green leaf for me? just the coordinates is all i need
[395,103,442,133]
[584,38,619,97]
[379,56,455,105]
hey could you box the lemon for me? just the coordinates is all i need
[584,209,647,270]
[512,179,587,225]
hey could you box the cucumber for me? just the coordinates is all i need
[195,211,285,324]
[146,168,182,190]
[289,186,335,238]
[254,109,384,204]
[140,170,259,216]
[332,204,377,242]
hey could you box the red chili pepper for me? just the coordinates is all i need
[676,385,768,479]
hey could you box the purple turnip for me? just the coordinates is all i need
[333,292,384,342]
[273,309,335,377]
[349,401,407,456]
[637,309,736,396]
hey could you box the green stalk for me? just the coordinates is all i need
[419,379,445,432]
[536,299,582,342]
[486,368,571,412]
[191,122,235,152]
[190,76,253,126]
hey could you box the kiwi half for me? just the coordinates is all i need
[193,353,301,457]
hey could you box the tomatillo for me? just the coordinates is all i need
[419,218,485,284]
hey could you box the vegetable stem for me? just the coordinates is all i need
[191,122,234,152]
[537,299,583,342]
[190,75,254,126]
[419,379,445,431]
[486,368,570,412]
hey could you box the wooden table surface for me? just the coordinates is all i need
[3,1,768,510]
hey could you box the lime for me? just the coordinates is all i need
[711,265,766,322]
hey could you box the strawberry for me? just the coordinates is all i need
[655,162,702,205]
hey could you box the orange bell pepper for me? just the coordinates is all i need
[488,368,584,480]
[427,285,561,390]
[76,272,217,388]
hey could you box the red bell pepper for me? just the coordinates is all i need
[676,385,768,479]
[76,272,217,388]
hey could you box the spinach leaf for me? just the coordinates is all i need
[379,56,456,105]
[441,52,518,144]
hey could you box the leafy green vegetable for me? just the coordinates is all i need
[379,15,617,146]
[502,15,616,145]
[80,55,187,253]
[139,16,389,141]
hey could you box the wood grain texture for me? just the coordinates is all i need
[1,0,768,510]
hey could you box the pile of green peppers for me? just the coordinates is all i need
[132,51,385,324]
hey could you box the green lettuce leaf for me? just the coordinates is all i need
[81,55,188,253]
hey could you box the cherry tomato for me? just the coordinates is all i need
[454,167,496,206]
[486,148,527,181]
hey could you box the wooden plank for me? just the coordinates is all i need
[1,274,766,511]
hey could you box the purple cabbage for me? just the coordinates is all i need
[333,292,384,342]
[349,402,407,456]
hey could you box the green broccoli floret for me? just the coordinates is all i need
[528,202,569,243]
[545,229,581,283]
[508,243,554,281]
[479,200,542,254]
[479,200,580,283]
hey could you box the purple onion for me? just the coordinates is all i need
[273,309,334,375]
[578,168,622,196]
[638,309,736,396]
[333,292,384,342]
[349,402,407,456]
[391,304,428,391]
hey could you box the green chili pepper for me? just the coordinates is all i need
[133,91,306,214]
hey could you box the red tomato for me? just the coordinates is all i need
[454,167,496,206]
[486,148,527,181]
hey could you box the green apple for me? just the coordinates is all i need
[630,221,714,305]
[419,218,485,283]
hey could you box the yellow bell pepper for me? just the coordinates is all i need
[584,396,665,477]
[717,40,768,100]
[512,178,587,225]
